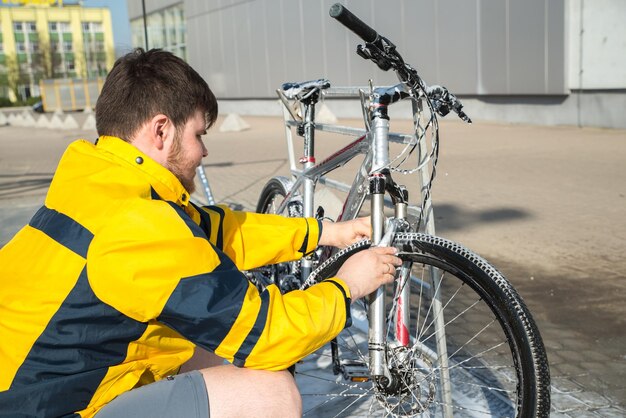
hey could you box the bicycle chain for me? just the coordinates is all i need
[300,239,372,290]
[300,232,428,290]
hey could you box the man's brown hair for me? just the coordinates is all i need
[95,48,218,140]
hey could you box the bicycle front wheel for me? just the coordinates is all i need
[297,232,550,417]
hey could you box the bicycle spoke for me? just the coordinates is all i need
[297,370,370,393]
[415,265,446,342]
[418,296,482,347]
[298,371,377,417]
[331,391,374,418]
[409,320,502,386]
[344,329,369,364]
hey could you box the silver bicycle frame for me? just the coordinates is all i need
[278,87,453,413]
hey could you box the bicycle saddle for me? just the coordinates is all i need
[281,79,331,100]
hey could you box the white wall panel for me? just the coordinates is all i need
[131,0,569,97]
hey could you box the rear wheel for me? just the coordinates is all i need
[297,232,550,417]
[255,177,301,216]
[246,177,304,292]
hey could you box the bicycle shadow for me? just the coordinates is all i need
[432,203,531,233]
[0,173,53,199]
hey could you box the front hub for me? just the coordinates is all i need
[374,345,436,416]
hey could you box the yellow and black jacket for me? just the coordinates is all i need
[0,136,351,418]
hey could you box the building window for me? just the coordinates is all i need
[130,3,186,60]
[49,22,58,32]
[83,21,104,34]
[26,22,37,33]
[16,42,26,52]
[31,42,39,53]
[66,60,75,71]
[60,22,71,33]
[14,22,23,32]
[63,42,73,52]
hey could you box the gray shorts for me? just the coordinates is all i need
[94,371,209,418]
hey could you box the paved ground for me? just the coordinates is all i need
[1,109,625,416]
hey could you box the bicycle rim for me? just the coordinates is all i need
[297,233,550,417]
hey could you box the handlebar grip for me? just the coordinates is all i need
[329,3,378,43]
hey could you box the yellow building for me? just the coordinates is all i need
[0,1,114,102]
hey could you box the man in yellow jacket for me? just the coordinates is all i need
[0,49,401,418]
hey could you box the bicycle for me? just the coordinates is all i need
[246,4,550,417]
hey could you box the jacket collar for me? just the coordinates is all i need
[96,135,191,207]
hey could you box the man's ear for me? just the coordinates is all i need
[149,114,172,151]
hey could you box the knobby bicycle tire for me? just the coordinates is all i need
[256,176,296,215]
[297,232,550,418]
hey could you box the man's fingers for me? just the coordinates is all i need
[369,246,402,267]
[389,255,403,267]
[371,246,398,255]
[364,247,403,284]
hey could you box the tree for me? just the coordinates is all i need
[39,36,64,79]
[5,54,22,101]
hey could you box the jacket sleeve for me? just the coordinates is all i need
[87,199,349,370]
[195,204,321,270]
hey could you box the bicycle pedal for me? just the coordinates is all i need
[340,361,370,382]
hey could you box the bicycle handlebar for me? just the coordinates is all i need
[329,3,378,43]
[329,3,471,124]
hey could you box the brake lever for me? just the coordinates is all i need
[357,44,392,71]
[426,85,472,124]
[356,35,400,72]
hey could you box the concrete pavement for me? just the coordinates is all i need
[1,110,625,416]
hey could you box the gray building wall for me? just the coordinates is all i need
[182,0,566,97]
[128,0,626,128]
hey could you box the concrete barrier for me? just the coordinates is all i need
[62,115,79,130]
[36,115,50,129]
[219,113,250,133]
[82,114,96,131]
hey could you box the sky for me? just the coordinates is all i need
[82,0,133,56]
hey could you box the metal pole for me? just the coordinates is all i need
[196,166,215,206]
[413,99,453,417]
[142,0,149,50]
[577,0,584,128]
[301,101,316,281]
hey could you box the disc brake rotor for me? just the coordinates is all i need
[375,345,436,416]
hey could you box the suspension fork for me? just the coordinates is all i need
[393,189,411,348]
[381,177,412,348]
[369,181,413,386]
[368,97,391,380]
[368,97,412,386]
[368,174,386,380]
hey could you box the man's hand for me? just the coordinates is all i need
[336,246,402,300]
[319,217,371,248]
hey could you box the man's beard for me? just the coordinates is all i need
[166,133,197,194]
